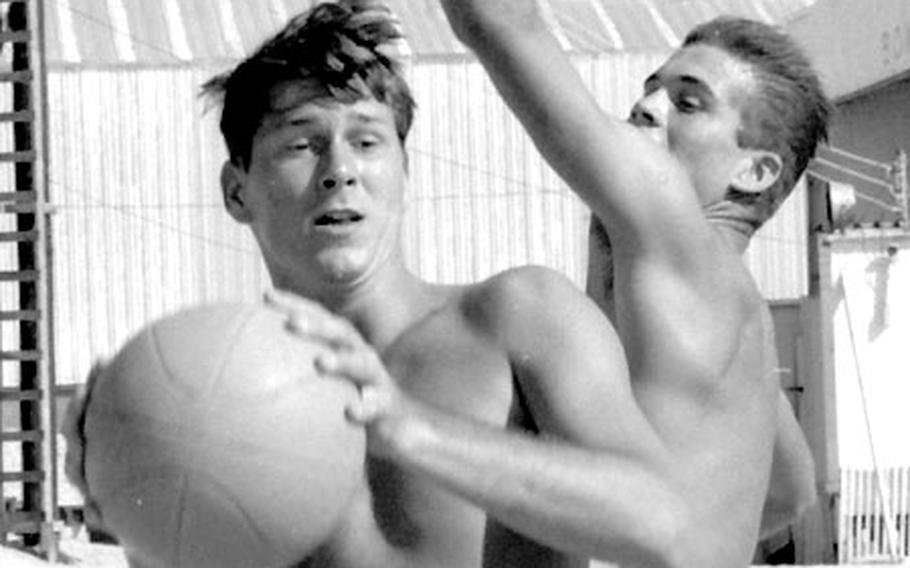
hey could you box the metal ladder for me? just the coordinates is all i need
[0,0,57,558]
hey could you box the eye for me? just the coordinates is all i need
[674,93,703,113]
[287,139,312,153]
[353,134,382,151]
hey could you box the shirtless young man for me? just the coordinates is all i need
[207,2,691,566]
[432,0,830,562]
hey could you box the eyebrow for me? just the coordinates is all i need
[275,108,389,128]
[350,109,392,127]
[644,72,716,101]
[643,72,659,91]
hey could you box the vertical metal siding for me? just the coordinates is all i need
[746,179,809,300]
[404,54,669,286]
[47,68,269,385]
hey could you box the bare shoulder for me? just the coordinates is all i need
[459,265,584,332]
[457,266,626,374]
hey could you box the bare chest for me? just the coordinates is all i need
[367,319,526,564]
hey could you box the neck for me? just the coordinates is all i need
[276,262,437,351]
[703,199,760,255]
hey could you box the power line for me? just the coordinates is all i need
[46,178,260,256]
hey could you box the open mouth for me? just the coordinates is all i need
[313,210,364,227]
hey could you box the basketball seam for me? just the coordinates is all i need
[207,304,262,398]
[148,303,258,400]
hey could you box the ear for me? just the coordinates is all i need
[220,161,253,223]
[730,150,783,195]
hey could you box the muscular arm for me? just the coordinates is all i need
[440,0,808,555]
[440,0,745,397]
[393,406,686,567]
[266,276,695,567]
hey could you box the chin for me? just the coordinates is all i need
[315,254,369,284]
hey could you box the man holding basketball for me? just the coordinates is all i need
[69,3,647,566]
[208,4,659,565]
[65,1,826,566]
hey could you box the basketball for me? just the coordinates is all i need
[82,302,366,568]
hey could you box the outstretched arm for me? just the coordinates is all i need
[440,0,806,555]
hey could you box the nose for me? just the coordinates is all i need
[319,143,357,191]
[628,90,667,128]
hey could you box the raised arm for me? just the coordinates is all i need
[439,0,712,260]
[440,0,812,553]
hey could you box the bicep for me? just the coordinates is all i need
[489,270,658,451]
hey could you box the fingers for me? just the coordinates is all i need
[265,289,399,427]
[317,339,385,385]
[63,438,86,493]
[62,359,109,498]
[265,289,364,350]
[345,385,390,424]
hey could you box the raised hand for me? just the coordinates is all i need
[62,361,108,533]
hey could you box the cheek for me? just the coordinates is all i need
[252,168,315,209]
[368,164,407,206]
[669,123,736,168]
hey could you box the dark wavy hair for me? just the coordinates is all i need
[684,17,832,223]
[202,2,416,168]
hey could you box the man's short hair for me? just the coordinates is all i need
[202,1,415,168]
[684,17,832,223]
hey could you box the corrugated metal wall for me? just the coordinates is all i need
[48,67,266,385]
[44,52,808,387]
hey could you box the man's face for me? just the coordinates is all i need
[225,80,408,291]
[628,43,759,205]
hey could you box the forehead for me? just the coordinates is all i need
[650,43,757,105]
[262,79,396,130]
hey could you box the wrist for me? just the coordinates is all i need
[378,402,438,463]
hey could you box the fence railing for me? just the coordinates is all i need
[839,466,910,563]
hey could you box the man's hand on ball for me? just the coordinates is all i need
[265,290,416,456]
[62,361,106,530]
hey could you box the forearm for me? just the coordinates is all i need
[389,406,689,567]
[440,0,544,47]
[760,391,817,538]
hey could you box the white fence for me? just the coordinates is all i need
[839,467,910,563]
